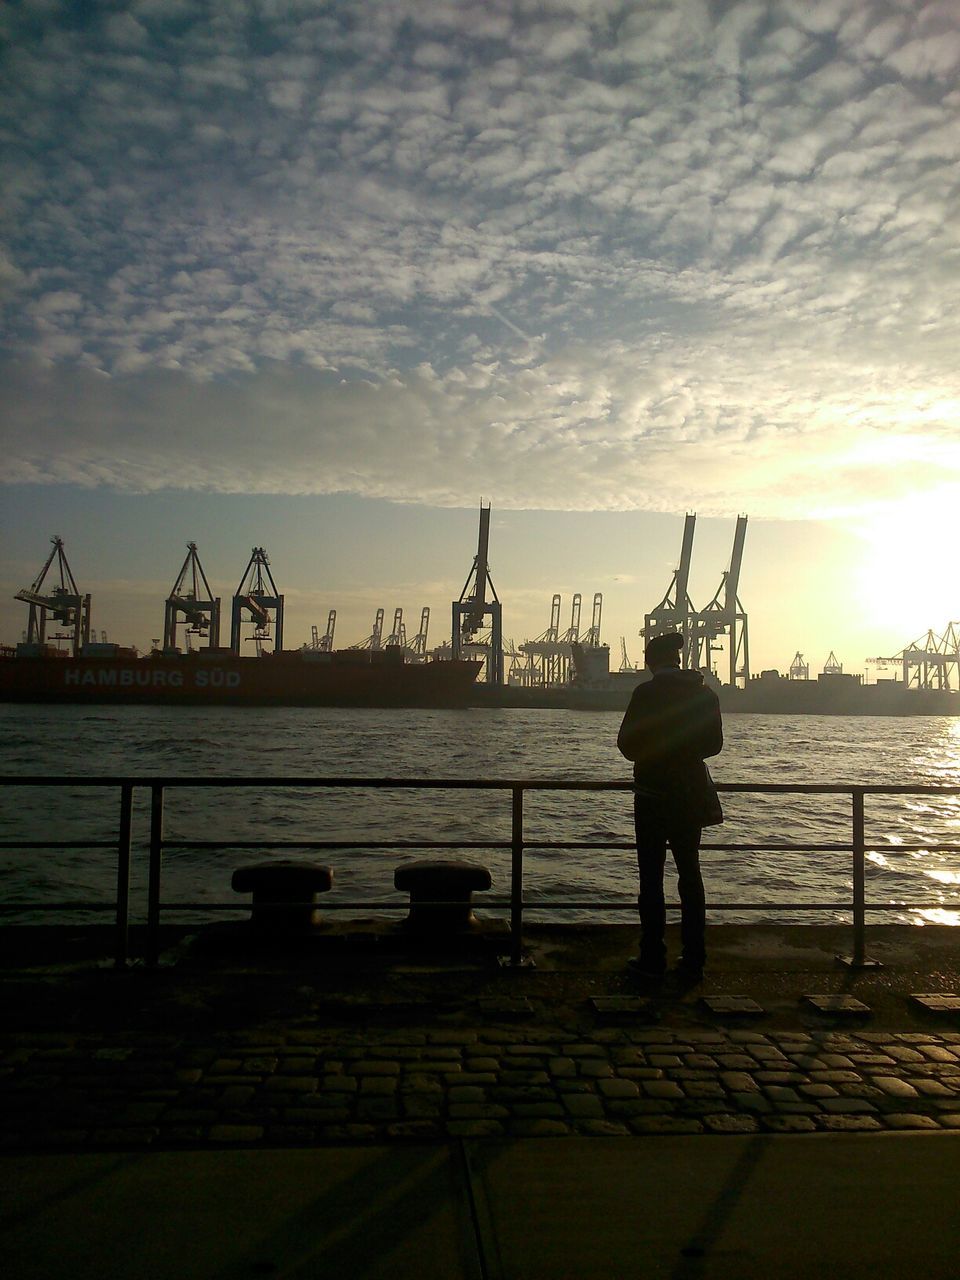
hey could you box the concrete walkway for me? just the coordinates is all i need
[4,1134,960,1278]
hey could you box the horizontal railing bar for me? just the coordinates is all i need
[531,842,852,852]
[156,840,959,855]
[4,837,958,855]
[0,902,117,912]
[3,775,959,795]
[8,897,952,916]
[159,897,957,911]
[158,900,874,913]
[161,840,516,851]
[0,841,119,850]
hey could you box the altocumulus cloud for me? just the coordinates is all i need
[2,0,959,517]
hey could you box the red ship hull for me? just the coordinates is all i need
[0,650,482,709]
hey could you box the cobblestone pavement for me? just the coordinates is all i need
[3,1023,960,1150]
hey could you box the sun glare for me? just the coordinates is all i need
[852,491,960,641]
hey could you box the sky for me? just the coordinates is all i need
[1,0,959,677]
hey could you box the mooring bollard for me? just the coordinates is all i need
[231,861,333,929]
[394,859,493,934]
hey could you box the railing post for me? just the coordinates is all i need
[510,785,524,966]
[838,786,880,968]
[852,787,866,964]
[146,784,164,968]
[114,782,133,970]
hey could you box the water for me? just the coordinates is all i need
[1,705,959,927]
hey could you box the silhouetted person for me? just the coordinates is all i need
[617,631,723,980]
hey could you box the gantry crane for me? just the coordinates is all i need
[561,594,582,644]
[519,594,564,686]
[788,652,809,680]
[408,608,430,660]
[386,608,407,649]
[580,593,603,647]
[867,623,960,690]
[230,547,283,655]
[15,536,91,656]
[643,513,698,668]
[163,542,220,651]
[694,514,749,687]
[307,610,336,652]
[350,608,385,650]
[319,610,336,651]
[452,502,503,684]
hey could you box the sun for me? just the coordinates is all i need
[851,489,960,642]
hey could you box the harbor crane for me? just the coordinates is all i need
[619,637,634,672]
[319,610,336,651]
[823,651,843,675]
[15,535,91,656]
[307,611,336,652]
[408,608,431,660]
[867,623,960,690]
[523,593,603,687]
[789,652,810,681]
[350,608,385,650]
[386,607,406,649]
[163,542,220,652]
[561,594,582,644]
[230,547,283,655]
[580,593,603,648]
[452,502,503,684]
[642,513,750,687]
[643,513,698,669]
[520,594,566,686]
[694,514,749,687]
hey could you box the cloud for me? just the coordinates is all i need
[0,0,958,521]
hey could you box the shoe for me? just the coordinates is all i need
[627,956,666,978]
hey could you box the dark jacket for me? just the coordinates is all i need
[617,668,723,826]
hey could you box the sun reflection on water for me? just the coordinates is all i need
[916,908,960,926]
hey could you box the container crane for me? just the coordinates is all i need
[350,608,385,650]
[408,608,430,660]
[15,535,91,656]
[163,542,220,652]
[386,608,407,649]
[867,623,960,690]
[581,593,603,647]
[452,501,503,684]
[230,547,283,655]
[561,594,582,644]
[788,652,809,681]
[643,513,698,668]
[823,651,843,675]
[693,514,749,687]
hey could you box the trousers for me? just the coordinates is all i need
[633,792,706,965]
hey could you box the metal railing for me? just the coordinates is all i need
[1,776,959,970]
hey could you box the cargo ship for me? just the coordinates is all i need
[467,647,960,715]
[0,644,482,708]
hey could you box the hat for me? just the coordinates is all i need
[644,631,684,667]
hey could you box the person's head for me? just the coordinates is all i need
[644,631,683,671]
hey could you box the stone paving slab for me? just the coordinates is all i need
[2,1022,959,1149]
[3,923,960,1149]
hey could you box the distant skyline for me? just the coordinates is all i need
[2,1,958,673]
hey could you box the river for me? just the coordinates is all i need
[1,705,958,926]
